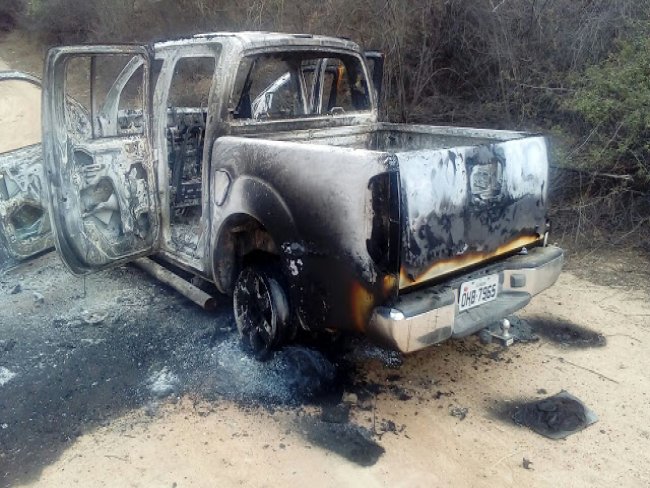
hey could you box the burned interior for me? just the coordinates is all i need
[164,56,214,258]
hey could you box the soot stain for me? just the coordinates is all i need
[296,415,385,467]
[525,316,606,348]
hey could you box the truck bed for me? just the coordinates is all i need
[240,122,528,150]
[242,122,548,289]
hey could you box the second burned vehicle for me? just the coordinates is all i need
[21,32,563,357]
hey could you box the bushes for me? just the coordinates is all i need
[14,0,649,134]
[0,0,23,32]
[24,0,98,43]
[568,34,650,183]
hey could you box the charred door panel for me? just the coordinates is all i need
[398,136,549,288]
[0,145,53,260]
[43,46,160,275]
[0,72,53,262]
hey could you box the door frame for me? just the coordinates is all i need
[42,45,160,274]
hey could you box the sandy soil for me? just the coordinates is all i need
[0,79,41,153]
[1,254,648,488]
[1,32,650,488]
[23,271,650,488]
[0,31,44,154]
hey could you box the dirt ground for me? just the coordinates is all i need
[2,32,650,488]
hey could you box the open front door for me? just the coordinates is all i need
[0,72,53,262]
[43,46,160,274]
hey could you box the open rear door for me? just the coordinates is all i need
[43,46,160,274]
[0,72,53,262]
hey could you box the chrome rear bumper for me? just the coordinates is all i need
[368,246,564,353]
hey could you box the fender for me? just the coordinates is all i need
[210,175,298,294]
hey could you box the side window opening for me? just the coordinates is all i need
[164,56,215,257]
[114,63,145,136]
[63,54,146,140]
[63,56,92,140]
[232,52,371,121]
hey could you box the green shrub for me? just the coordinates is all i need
[568,33,650,182]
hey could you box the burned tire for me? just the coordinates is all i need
[233,262,292,360]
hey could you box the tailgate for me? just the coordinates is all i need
[397,136,549,289]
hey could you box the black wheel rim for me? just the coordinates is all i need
[234,268,277,357]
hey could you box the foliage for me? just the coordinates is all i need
[0,0,23,32]
[568,33,650,182]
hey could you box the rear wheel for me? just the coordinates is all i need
[233,262,292,360]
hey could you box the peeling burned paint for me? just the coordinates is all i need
[399,234,542,289]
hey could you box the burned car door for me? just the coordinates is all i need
[42,46,160,274]
[0,72,53,262]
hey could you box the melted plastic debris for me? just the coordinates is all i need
[512,391,598,439]
[343,339,403,368]
[297,415,385,466]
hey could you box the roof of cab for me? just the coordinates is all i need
[154,31,361,52]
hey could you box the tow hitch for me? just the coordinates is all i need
[478,318,514,347]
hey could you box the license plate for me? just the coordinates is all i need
[458,274,499,312]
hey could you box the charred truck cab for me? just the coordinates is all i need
[39,32,563,357]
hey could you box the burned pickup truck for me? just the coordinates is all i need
[6,32,563,356]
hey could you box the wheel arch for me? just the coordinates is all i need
[211,203,297,295]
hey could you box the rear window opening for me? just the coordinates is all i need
[231,51,371,121]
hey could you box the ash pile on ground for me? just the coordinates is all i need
[0,254,400,484]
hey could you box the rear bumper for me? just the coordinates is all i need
[368,246,564,353]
